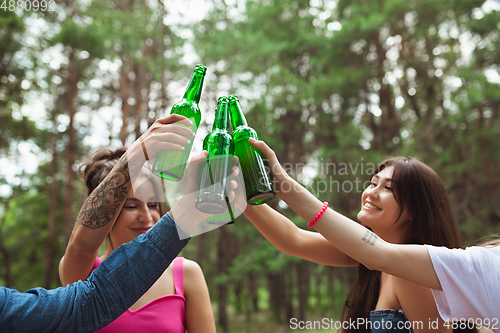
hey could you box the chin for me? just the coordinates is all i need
[357,211,366,223]
[357,213,373,229]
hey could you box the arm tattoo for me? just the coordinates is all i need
[362,230,378,246]
[76,158,130,229]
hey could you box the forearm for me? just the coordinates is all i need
[244,203,356,266]
[72,156,132,250]
[244,204,302,254]
[61,155,133,284]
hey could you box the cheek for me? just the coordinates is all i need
[382,195,400,216]
[115,211,134,228]
[152,210,161,222]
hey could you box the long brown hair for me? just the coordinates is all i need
[341,156,462,333]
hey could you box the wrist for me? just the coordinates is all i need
[275,174,297,198]
[170,197,210,235]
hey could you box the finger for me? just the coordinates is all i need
[152,142,186,152]
[229,179,238,189]
[231,165,240,177]
[156,114,193,126]
[248,138,271,153]
[154,132,192,146]
[248,138,278,164]
[189,151,208,166]
[151,123,196,139]
[227,191,235,203]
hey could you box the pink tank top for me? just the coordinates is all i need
[92,256,187,333]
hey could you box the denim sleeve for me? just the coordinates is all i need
[0,213,190,333]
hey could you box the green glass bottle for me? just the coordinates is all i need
[229,95,275,205]
[195,96,235,216]
[152,64,207,181]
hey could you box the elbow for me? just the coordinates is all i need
[359,243,394,273]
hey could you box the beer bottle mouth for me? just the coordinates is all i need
[194,64,207,75]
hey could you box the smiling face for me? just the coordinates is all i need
[357,166,411,243]
[108,190,161,249]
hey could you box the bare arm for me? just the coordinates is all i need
[59,157,131,285]
[250,138,441,290]
[59,115,195,286]
[183,260,216,333]
[244,204,357,267]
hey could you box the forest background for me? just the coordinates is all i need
[1,0,499,332]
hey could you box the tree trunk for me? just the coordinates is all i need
[43,108,59,288]
[63,48,78,243]
[247,272,259,311]
[267,270,288,323]
[327,266,336,311]
[284,269,294,325]
[134,63,145,140]
[119,63,131,145]
[216,227,230,332]
[0,201,11,287]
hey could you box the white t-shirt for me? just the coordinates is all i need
[425,244,500,333]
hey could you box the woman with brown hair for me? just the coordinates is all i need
[240,138,477,333]
[59,114,221,333]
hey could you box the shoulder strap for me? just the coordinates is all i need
[173,257,184,296]
[91,256,102,272]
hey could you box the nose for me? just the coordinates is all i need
[364,184,380,199]
[137,205,154,225]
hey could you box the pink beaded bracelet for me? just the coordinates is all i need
[308,202,329,228]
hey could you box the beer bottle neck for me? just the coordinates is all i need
[229,100,248,129]
[213,99,229,131]
[183,67,206,103]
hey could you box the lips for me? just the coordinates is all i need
[363,201,381,210]
[132,227,151,234]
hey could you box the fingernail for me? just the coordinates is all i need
[180,146,185,150]
[249,138,256,142]
[186,139,191,145]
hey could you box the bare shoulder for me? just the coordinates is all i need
[182,259,205,281]
[181,258,209,297]
[392,276,451,333]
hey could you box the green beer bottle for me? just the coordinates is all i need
[195,96,235,216]
[152,64,207,181]
[229,95,275,205]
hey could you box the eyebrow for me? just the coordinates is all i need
[126,197,158,203]
[373,175,393,182]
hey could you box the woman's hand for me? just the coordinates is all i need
[169,152,241,235]
[127,114,195,171]
[248,138,293,197]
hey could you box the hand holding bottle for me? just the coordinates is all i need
[152,65,207,180]
[248,138,293,197]
[127,114,195,168]
[169,151,241,236]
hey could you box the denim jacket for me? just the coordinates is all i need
[0,213,189,333]
[369,309,414,333]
